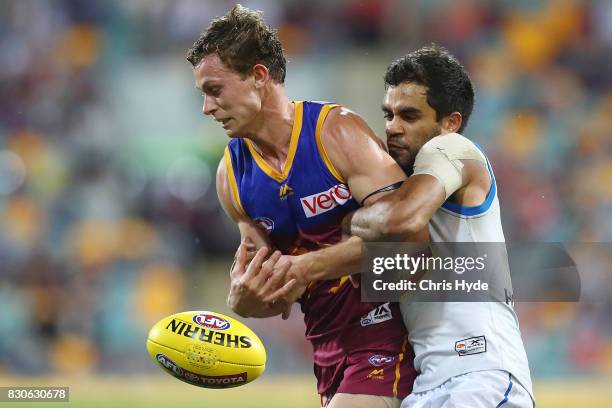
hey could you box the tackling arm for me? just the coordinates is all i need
[267,132,490,298]
[264,109,429,294]
[293,108,418,283]
[349,133,490,241]
[348,174,444,241]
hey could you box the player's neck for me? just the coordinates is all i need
[243,85,294,163]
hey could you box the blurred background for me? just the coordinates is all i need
[0,0,610,407]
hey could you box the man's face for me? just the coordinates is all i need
[382,82,442,175]
[193,53,262,137]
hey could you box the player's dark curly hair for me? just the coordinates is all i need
[385,45,474,133]
[186,4,286,83]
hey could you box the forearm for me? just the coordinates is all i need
[299,236,364,282]
[352,209,429,242]
[234,304,284,319]
[349,204,393,241]
[349,176,441,242]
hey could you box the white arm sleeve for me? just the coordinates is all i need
[413,133,486,200]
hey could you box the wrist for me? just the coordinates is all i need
[227,285,251,318]
[297,252,316,285]
[231,300,253,318]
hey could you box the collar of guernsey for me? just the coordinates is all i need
[224,101,359,254]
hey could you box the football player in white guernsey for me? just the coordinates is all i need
[267,45,535,407]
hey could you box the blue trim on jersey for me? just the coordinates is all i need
[440,142,496,216]
[441,172,496,216]
[496,373,513,408]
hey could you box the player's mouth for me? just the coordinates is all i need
[387,142,408,152]
[218,118,232,128]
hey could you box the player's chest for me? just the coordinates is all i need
[240,171,356,235]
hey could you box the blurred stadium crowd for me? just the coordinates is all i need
[0,0,610,381]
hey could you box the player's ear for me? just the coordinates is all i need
[441,112,463,134]
[252,64,269,88]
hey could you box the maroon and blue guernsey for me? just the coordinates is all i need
[224,101,415,400]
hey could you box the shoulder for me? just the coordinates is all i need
[322,106,375,137]
[421,133,474,150]
[216,145,239,210]
[216,149,246,220]
[216,155,230,200]
[216,144,236,183]
[419,133,485,163]
[320,105,386,151]
[216,154,227,181]
[315,105,404,197]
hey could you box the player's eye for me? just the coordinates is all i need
[202,87,221,97]
[383,112,393,121]
[400,113,419,122]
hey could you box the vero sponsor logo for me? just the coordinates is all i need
[301,184,352,218]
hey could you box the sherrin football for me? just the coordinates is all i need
[146,311,266,388]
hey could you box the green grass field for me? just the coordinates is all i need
[1,375,611,407]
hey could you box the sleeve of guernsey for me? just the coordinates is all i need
[412,133,487,200]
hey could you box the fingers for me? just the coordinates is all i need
[241,246,269,283]
[243,238,258,262]
[245,249,258,263]
[230,242,248,279]
[259,257,291,298]
[252,250,282,288]
[263,278,297,303]
[281,303,293,320]
[262,250,282,270]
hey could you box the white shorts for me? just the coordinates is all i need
[401,370,534,408]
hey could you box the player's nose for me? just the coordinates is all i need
[385,116,403,138]
[203,95,217,116]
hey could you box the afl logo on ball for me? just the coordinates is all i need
[156,354,184,377]
[192,313,231,330]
